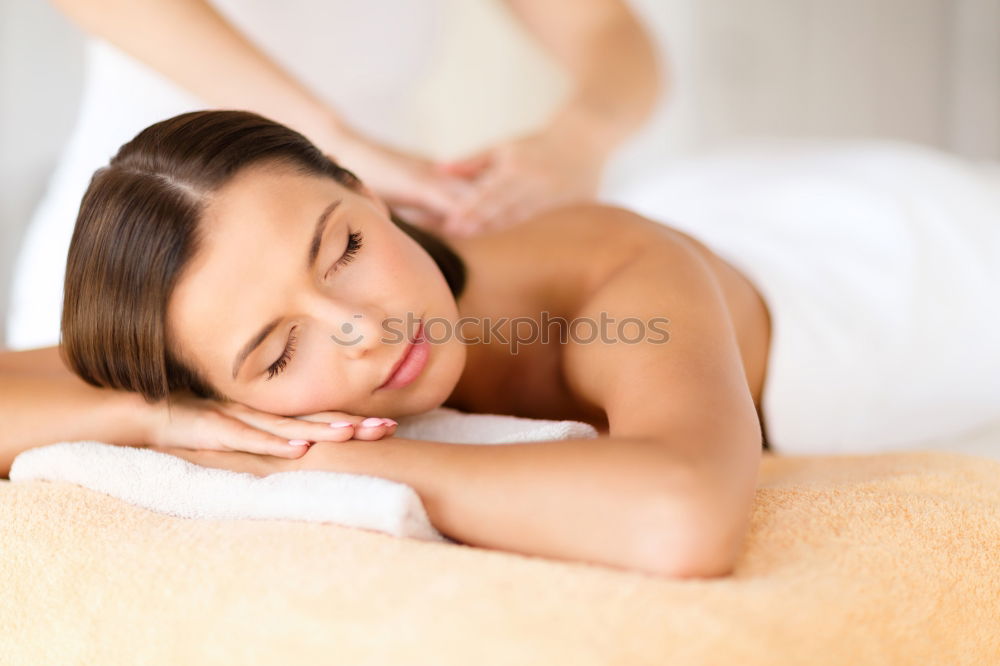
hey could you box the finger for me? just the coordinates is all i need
[350,417,399,441]
[484,193,544,233]
[438,151,492,179]
[276,414,400,443]
[448,177,525,236]
[284,418,359,444]
[217,405,360,444]
[441,191,492,236]
[205,412,316,459]
[291,410,367,423]
[290,412,402,440]
[390,204,445,230]
[405,177,473,219]
[437,175,479,201]
[377,173,460,220]
[203,414,322,458]
[217,403,404,445]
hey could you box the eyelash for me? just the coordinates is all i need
[265,327,297,380]
[336,230,363,271]
[265,229,365,380]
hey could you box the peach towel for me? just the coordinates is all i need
[3,448,998,665]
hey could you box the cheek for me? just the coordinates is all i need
[239,383,347,417]
[374,225,451,295]
[225,370,334,419]
[240,345,357,417]
[291,379,357,415]
[243,228,461,418]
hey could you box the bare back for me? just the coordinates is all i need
[443,205,773,442]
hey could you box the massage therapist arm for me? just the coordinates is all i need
[441,0,664,234]
[48,0,470,225]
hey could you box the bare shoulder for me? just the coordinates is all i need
[510,202,685,252]
[517,202,714,273]
[454,203,703,306]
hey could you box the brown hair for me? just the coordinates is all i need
[60,109,467,405]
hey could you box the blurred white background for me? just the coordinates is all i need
[1,0,998,347]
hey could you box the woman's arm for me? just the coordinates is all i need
[0,346,149,478]
[0,346,398,477]
[557,209,764,577]
[0,345,73,376]
[152,207,763,579]
[352,209,761,579]
[150,434,687,577]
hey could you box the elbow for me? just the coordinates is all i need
[627,481,756,580]
[651,546,740,580]
[620,433,761,580]
[630,529,742,580]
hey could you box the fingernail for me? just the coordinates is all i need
[380,418,398,426]
[288,439,311,446]
[360,417,384,428]
[329,421,354,429]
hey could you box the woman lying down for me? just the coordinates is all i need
[1,111,998,579]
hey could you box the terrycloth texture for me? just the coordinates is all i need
[2,446,999,665]
[7,407,598,543]
[611,139,1000,456]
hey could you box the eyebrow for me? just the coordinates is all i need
[230,199,342,381]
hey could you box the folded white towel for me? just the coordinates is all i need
[8,407,597,543]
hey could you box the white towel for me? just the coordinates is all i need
[609,139,1000,456]
[8,407,597,543]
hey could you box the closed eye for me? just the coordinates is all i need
[325,229,363,279]
[266,228,365,380]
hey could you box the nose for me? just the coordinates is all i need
[331,312,383,359]
[304,293,385,360]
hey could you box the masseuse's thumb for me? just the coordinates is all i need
[402,173,477,222]
[438,151,492,180]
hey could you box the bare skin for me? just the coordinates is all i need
[0,201,772,447]
[49,0,662,233]
[0,167,771,578]
[157,184,772,577]
[445,207,772,442]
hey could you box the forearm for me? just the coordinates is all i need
[550,24,663,154]
[0,345,72,376]
[0,348,148,477]
[298,434,741,578]
[0,373,147,478]
[507,0,664,154]
[50,0,347,149]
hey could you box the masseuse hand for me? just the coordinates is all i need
[140,390,398,459]
[328,129,476,230]
[436,123,606,237]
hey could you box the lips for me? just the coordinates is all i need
[377,319,427,390]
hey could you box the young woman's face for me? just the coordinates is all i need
[167,162,467,417]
